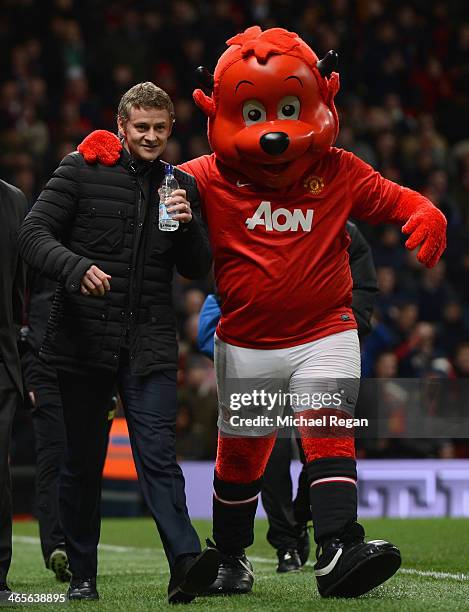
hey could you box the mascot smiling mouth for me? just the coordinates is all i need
[259,162,291,174]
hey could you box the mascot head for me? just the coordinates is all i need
[193,26,340,188]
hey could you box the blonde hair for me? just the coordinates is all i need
[117,82,175,122]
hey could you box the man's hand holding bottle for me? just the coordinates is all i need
[165,189,192,223]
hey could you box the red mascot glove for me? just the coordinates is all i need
[77,130,122,166]
[400,203,447,268]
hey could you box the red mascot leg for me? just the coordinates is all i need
[212,433,276,554]
[297,409,358,545]
[215,433,277,482]
[301,435,355,462]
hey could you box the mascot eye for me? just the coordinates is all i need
[277,96,300,120]
[243,100,266,126]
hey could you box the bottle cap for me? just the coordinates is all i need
[165,164,173,175]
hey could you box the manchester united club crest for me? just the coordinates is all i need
[304,175,324,195]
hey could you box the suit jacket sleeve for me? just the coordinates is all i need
[18,153,94,293]
[0,181,28,395]
[12,190,28,327]
[347,221,378,338]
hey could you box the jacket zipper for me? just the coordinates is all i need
[124,166,143,354]
[127,175,147,353]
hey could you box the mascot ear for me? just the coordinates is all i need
[193,88,216,118]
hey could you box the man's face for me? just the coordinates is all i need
[118,106,173,162]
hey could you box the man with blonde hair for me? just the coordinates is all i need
[19,82,218,603]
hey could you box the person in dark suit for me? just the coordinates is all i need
[21,273,70,583]
[0,179,27,593]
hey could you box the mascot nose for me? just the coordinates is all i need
[260,132,290,155]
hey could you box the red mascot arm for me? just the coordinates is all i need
[349,153,447,269]
[77,130,122,166]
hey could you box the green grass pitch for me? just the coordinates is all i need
[6,518,469,611]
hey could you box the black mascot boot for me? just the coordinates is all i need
[205,475,260,595]
[314,520,401,597]
[307,457,401,597]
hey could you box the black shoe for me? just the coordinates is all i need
[47,548,72,583]
[0,584,12,604]
[314,522,401,597]
[168,546,220,604]
[204,540,254,595]
[276,549,302,573]
[297,526,311,566]
[67,577,99,601]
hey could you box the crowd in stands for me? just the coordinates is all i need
[2,0,469,459]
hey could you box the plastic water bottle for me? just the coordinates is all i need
[158,164,179,231]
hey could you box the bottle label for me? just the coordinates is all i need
[158,168,179,231]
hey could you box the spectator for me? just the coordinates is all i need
[395,322,440,377]
[417,261,454,322]
[175,400,207,460]
[438,300,468,356]
[452,341,469,377]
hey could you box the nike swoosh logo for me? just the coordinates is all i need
[236,180,251,187]
[314,548,343,577]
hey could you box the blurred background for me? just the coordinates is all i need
[2,0,469,516]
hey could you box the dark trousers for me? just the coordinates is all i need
[261,431,310,551]
[31,402,66,564]
[0,363,19,584]
[22,350,65,565]
[57,361,200,578]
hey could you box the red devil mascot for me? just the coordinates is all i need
[79,26,446,599]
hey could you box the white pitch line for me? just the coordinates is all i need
[232,556,469,582]
[13,536,469,582]
[13,536,155,555]
[400,568,469,582]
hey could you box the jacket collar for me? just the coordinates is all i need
[120,146,159,176]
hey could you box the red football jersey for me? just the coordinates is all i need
[180,148,409,349]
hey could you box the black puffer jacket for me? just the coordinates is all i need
[18,150,211,375]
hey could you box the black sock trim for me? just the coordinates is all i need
[305,457,357,483]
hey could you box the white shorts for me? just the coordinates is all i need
[214,329,361,436]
